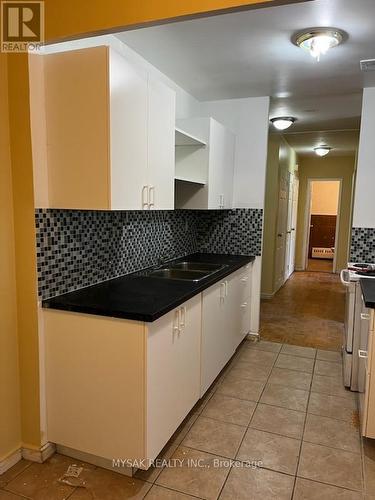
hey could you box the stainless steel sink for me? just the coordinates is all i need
[169,261,226,272]
[145,261,227,282]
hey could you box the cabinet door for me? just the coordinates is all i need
[146,295,201,461]
[239,264,252,339]
[208,120,235,209]
[201,281,232,395]
[109,48,149,210]
[148,77,176,210]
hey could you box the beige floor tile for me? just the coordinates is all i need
[0,491,28,500]
[314,360,342,377]
[308,392,358,422]
[68,466,151,499]
[236,428,300,475]
[364,455,375,498]
[268,367,312,391]
[219,464,294,500]
[156,447,230,500]
[250,403,305,439]
[316,349,342,363]
[303,413,361,454]
[275,354,314,373]
[293,478,362,499]
[217,377,265,402]
[201,393,256,426]
[171,413,200,446]
[135,436,179,483]
[193,391,215,414]
[245,340,282,353]
[298,442,362,491]
[260,384,309,412]
[281,344,316,359]
[182,416,246,458]
[5,454,90,500]
[0,461,32,489]
[238,348,278,366]
[145,484,200,499]
[225,360,272,383]
[311,374,356,400]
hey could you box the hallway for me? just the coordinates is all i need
[261,271,345,350]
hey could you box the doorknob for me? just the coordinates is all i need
[277,233,283,237]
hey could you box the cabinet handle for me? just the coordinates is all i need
[220,283,226,301]
[149,185,155,208]
[142,185,149,209]
[359,349,368,359]
[241,277,248,283]
[173,310,180,335]
[225,281,228,296]
[361,313,371,321]
[180,306,186,331]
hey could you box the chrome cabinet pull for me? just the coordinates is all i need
[180,306,186,331]
[148,185,155,208]
[142,185,149,209]
[359,350,368,359]
[361,313,371,321]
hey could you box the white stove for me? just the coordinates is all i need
[341,262,375,390]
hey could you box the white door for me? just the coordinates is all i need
[147,77,176,210]
[201,280,230,395]
[147,294,201,460]
[109,49,149,210]
[289,176,299,275]
[284,172,293,280]
[274,167,289,291]
[208,119,235,209]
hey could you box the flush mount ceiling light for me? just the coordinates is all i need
[293,28,344,61]
[270,117,296,131]
[314,145,332,157]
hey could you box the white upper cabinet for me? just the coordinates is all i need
[42,45,176,210]
[175,117,235,210]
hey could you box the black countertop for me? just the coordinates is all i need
[360,278,375,309]
[42,253,255,322]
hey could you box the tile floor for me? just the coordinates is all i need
[1,339,373,499]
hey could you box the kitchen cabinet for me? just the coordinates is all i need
[175,117,235,210]
[359,303,375,438]
[44,294,201,471]
[200,264,252,395]
[42,45,175,210]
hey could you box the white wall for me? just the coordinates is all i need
[353,87,375,228]
[311,181,340,216]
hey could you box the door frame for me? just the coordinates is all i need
[303,178,343,273]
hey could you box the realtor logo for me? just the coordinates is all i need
[1,1,44,52]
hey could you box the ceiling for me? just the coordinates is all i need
[118,0,375,141]
[282,129,359,157]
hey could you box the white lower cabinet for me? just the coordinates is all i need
[44,263,253,472]
[200,264,252,395]
[146,294,201,460]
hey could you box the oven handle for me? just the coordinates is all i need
[340,269,350,287]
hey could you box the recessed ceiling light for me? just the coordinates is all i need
[314,146,332,157]
[293,28,345,61]
[270,117,296,131]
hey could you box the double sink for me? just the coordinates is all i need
[143,261,228,282]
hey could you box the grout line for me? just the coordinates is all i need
[291,348,316,499]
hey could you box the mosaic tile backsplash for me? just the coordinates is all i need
[350,227,375,263]
[35,208,263,300]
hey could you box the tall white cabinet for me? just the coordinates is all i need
[175,117,235,210]
[42,45,176,210]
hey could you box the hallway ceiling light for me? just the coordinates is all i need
[293,28,344,61]
[270,117,296,131]
[314,146,332,157]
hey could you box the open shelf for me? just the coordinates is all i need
[174,176,207,185]
[175,127,207,147]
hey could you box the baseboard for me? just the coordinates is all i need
[0,448,22,475]
[22,442,56,464]
[56,445,134,477]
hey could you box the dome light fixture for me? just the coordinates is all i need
[293,28,344,61]
[270,116,296,131]
[314,145,332,157]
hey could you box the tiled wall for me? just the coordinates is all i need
[350,227,375,263]
[35,208,263,300]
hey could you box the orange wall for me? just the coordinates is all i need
[4,0,296,452]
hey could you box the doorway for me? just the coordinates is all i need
[304,179,341,273]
